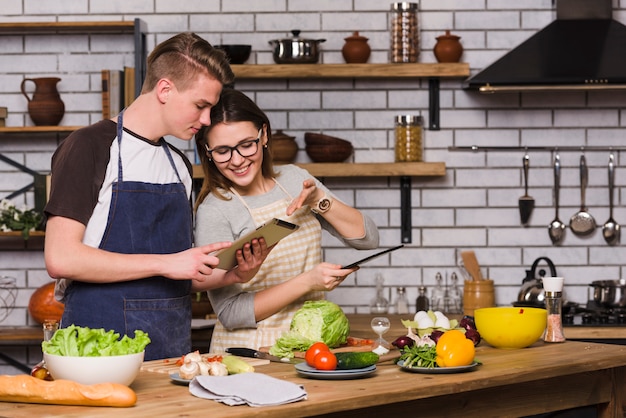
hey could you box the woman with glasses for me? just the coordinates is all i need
[194,88,379,353]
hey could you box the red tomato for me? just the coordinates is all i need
[305,342,330,367]
[313,351,337,371]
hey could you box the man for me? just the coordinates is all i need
[44,33,270,360]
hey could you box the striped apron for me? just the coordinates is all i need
[209,180,324,353]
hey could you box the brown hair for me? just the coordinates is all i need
[141,32,234,94]
[194,88,278,210]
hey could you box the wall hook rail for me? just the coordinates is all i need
[448,145,626,152]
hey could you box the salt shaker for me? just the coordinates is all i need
[431,272,445,311]
[370,274,389,314]
[543,277,565,343]
[394,287,409,314]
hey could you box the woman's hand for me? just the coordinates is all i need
[230,237,273,283]
[286,179,321,216]
[303,262,359,291]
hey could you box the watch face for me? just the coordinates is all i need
[318,198,331,212]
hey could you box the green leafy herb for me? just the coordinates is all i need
[0,199,43,239]
[399,341,438,369]
[42,324,151,356]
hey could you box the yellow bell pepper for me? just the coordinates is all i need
[435,329,475,367]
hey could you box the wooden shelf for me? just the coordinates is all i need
[0,21,142,34]
[0,19,147,98]
[193,162,445,179]
[0,231,45,251]
[230,63,469,79]
[0,126,81,134]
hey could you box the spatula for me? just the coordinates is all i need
[519,154,535,225]
[460,250,483,281]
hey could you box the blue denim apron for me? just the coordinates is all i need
[61,110,193,361]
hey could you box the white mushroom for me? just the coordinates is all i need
[179,360,200,379]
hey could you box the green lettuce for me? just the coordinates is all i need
[42,324,150,356]
[269,300,349,358]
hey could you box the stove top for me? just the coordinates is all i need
[563,301,626,326]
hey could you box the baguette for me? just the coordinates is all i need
[0,375,137,407]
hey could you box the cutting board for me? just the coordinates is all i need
[141,354,269,374]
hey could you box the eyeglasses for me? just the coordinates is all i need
[205,128,262,163]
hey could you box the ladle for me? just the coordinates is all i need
[602,153,620,245]
[548,154,566,245]
[570,154,596,236]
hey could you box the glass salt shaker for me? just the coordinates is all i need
[448,272,463,314]
[543,277,565,343]
[431,272,445,311]
[370,274,389,314]
[394,287,410,314]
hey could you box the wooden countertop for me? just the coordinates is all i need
[345,313,626,340]
[0,340,624,417]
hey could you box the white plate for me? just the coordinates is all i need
[397,360,479,374]
[294,362,376,380]
[169,372,192,385]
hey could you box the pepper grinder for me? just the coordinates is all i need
[543,277,565,343]
[448,272,463,314]
[416,280,430,311]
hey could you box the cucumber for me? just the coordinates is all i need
[335,352,379,370]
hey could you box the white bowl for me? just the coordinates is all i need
[43,351,144,386]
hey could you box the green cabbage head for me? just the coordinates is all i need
[269,300,349,358]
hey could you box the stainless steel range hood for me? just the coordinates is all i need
[465,0,626,93]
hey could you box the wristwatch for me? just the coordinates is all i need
[311,194,332,214]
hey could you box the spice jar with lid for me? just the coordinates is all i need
[390,2,420,63]
[543,277,566,343]
[394,114,423,162]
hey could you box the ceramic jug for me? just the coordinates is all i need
[433,30,463,63]
[20,77,65,126]
[342,31,371,63]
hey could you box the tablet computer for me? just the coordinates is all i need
[341,244,404,269]
[214,218,300,270]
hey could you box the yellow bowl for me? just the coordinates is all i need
[474,307,546,349]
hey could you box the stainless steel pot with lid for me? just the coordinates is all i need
[269,30,326,64]
[515,257,558,308]
[590,279,626,308]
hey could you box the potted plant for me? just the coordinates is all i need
[0,199,44,239]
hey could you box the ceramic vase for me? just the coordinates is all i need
[20,77,65,126]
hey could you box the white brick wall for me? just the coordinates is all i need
[2,1,626,371]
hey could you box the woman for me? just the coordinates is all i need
[194,88,379,353]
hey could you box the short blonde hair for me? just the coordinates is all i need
[141,32,234,93]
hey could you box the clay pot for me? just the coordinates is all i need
[433,30,463,63]
[20,77,65,126]
[28,282,64,324]
[271,130,298,164]
[342,31,371,64]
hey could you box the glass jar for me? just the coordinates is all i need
[390,2,419,63]
[395,114,423,162]
[544,290,565,343]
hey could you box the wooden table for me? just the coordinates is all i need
[0,340,625,417]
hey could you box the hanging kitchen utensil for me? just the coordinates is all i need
[548,153,566,245]
[569,154,596,236]
[460,250,483,281]
[602,153,620,245]
[518,153,535,225]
